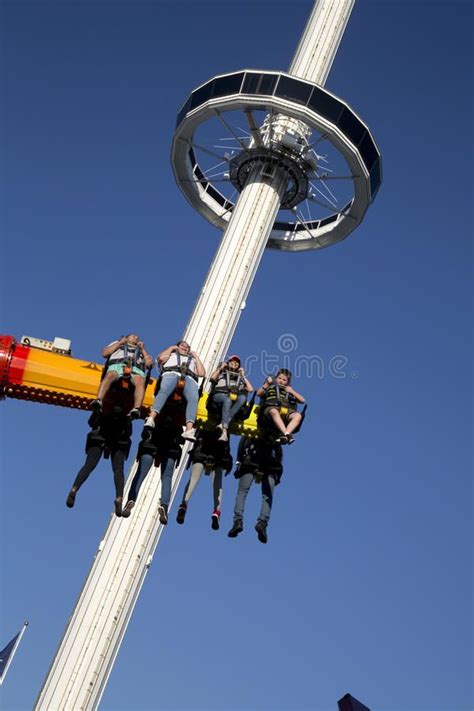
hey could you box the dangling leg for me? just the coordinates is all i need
[111,448,126,516]
[228,472,253,537]
[284,411,302,438]
[255,474,276,544]
[122,452,154,518]
[129,373,146,417]
[66,445,103,508]
[158,456,176,525]
[182,378,199,439]
[183,461,205,502]
[267,407,287,437]
[227,393,247,424]
[210,467,223,530]
[212,393,230,435]
[176,462,204,523]
[93,370,120,409]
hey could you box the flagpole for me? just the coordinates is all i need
[0,621,28,685]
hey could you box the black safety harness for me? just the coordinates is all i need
[162,353,198,382]
[110,343,145,369]
[262,383,296,416]
[232,436,283,484]
[213,369,246,401]
[86,411,132,459]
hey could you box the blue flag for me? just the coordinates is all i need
[0,625,26,685]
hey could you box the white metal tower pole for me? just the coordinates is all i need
[34,2,355,709]
[289,0,354,83]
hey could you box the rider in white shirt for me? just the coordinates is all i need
[143,340,205,441]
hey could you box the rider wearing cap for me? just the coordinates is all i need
[209,355,253,442]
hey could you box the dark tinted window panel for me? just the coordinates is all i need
[194,166,206,183]
[189,81,214,111]
[206,183,227,206]
[319,214,338,226]
[212,73,245,98]
[369,159,381,199]
[242,73,261,94]
[276,75,312,105]
[297,221,318,231]
[258,73,278,95]
[338,108,366,146]
[358,132,378,170]
[273,220,321,232]
[308,87,344,123]
[176,97,192,127]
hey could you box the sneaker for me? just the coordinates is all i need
[227,520,243,538]
[216,423,223,431]
[66,488,77,508]
[144,416,155,428]
[90,399,102,412]
[182,428,196,441]
[158,503,168,525]
[176,503,187,524]
[284,433,295,445]
[218,429,228,442]
[114,497,123,517]
[122,500,135,518]
[275,434,288,445]
[129,408,141,420]
[211,510,221,530]
[255,520,268,544]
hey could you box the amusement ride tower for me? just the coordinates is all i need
[35,1,381,708]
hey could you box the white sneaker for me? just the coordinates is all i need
[182,428,196,441]
[218,429,228,442]
[144,416,155,428]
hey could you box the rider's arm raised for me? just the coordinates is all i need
[102,337,127,359]
[157,345,177,367]
[191,351,206,378]
[286,385,306,403]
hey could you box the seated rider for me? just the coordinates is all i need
[91,334,153,419]
[227,436,284,544]
[122,414,185,524]
[66,409,133,517]
[176,429,233,530]
[144,340,205,441]
[209,355,253,442]
[257,368,305,445]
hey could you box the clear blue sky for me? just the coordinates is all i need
[1,1,472,710]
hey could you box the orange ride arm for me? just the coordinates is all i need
[0,335,156,411]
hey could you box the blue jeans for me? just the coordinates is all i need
[212,392,246,427]
[233,473,275,524]
[152,373,199,424]
[128,453,175,506]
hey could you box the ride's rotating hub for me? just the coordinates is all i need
[172,70,382,251]
[228,146,309,209]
